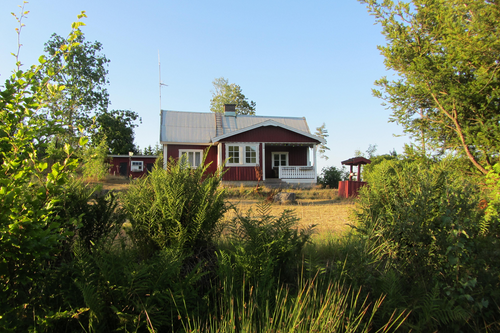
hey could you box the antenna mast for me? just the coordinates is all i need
[158,50,168,113]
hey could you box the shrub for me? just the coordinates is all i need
[121,155,227,258]
[318,166,348,188]
[353,159,500,331]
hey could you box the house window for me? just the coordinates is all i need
[245,146,257,164]
[179,149,203,168]
[131,161,144,172]
[227,145,240,164]
[272,152,288,167]
[226,143,259,166]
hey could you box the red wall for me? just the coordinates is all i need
[108,156,158,178]
[220,126,317,143]
[264,146,308,179]
[166,144,218,175]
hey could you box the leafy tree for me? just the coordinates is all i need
[314,122,330,160]
[41,32,110,134]
[318,166,349,188]
[359,0,500,174]
[210,77,256,115]
[91,109,140,155]
[354,144,378,159]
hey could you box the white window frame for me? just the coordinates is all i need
[225,143,259,166]
[272,152,289,167]
[179,149,203,168]
[131,160,144,172]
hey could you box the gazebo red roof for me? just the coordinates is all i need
[341,157,371,165]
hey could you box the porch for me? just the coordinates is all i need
[263,143,318,184]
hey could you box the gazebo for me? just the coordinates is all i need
[338,157,371,198]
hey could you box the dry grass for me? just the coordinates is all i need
[88,177,357,240]
[224,199,356,240]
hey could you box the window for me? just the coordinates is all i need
[245,146,257,164]
[228,145,240,164]
[272,152,288,167]
[131,161,143,172]
[179,149,203,168]
[226,143,259,166]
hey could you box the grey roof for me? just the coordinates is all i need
[160,110,323,144]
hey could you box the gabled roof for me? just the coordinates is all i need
[160,110,324,144]
[212,119,325,143]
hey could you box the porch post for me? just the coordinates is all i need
[307,146,311,166]
[217,143,222,168]
[163,144,168,169]
[313,144,317,183]
[262,143,266,181]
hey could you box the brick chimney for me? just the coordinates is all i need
[224,104,236,116]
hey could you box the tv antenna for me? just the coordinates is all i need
[158,50,168,113]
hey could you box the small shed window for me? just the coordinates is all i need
[131,161,144,172]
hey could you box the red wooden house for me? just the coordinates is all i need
[160,105,325,187]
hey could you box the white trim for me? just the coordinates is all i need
[262,143,266,181]
[179,149,203,168]
[272,152,289,168]
[225,143,260,167]
[159,142,212,146]
[212,119,326,144]
[163,145,168,169]
[131,160,144,172]
[313,144,317,183]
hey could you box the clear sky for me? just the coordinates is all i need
[0,0,410,171]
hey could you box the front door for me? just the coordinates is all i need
[272,152,288,178]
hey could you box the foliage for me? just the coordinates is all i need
[222,201,315,290]
[91,108,140,154]
[0,9,90,330]
[314,122,330,160]
[121,154,227,258]
[354,143,378,159]
[210,77,256,115]
[72,243,203,332]
[359,0,500,174]
[353,159,500,331]
[318,165,348,188]
[79,138,110,180]
[181,273,407,333]
[41,31,110,134]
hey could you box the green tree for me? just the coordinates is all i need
[314,123,330,160]
[359,0,500,175]
[318,166,348,188]
[91,109,140,155]
[210,77,256,115]
[41,32,110,134]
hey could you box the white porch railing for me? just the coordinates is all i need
[279,166,315,179]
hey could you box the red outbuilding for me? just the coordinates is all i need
[108,155,159,179]
[159,104,325,187]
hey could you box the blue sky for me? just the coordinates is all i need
[0,0,409,171]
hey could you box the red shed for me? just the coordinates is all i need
[159,104,325,187]
[108,155,159,179]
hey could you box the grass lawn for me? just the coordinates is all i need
[224,199,355,240]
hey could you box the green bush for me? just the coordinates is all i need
[353,159,500,331]
[121,155,227,258]
[318,166,348,188]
